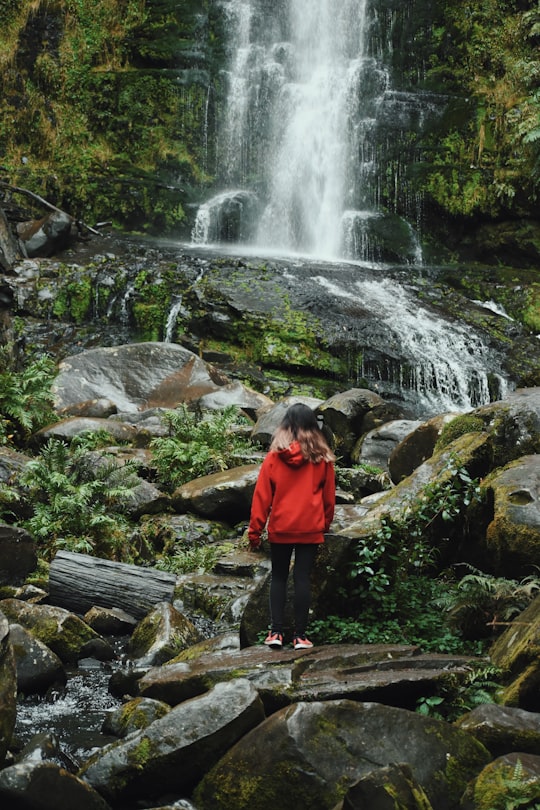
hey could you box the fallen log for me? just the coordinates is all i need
[49,550,176,619]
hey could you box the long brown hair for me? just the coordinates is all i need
[270,403,335,463]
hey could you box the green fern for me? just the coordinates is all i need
[434,564,540,640]
[151,405,253,489]
[0,346,58,446]
[20,439,140,560]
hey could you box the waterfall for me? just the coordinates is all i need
[192,0,435,261]
[313,275,507,414]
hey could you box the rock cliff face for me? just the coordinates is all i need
[0,0,226,233]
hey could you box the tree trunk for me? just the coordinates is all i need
[49,551,177,619]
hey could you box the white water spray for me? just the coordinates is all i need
[314,275,507,413]
[191,0,423,260]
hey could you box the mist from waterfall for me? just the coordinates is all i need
[193,0,415,261]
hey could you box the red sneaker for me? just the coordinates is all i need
[293,635,313,650]
[264,631,283,649]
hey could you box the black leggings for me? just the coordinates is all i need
[269,543,318,637]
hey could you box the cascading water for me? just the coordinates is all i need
[188,0,510,414]
[312,275,508,414]
[192,0,433,262]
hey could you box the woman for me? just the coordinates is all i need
[248,403,336,650]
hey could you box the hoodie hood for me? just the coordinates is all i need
[277,440,307,468]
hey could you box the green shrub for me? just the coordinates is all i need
[150,405,253,490]
[0,347,58,447]
[20,439,140,560]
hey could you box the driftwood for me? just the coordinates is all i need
[49,550,177,619]
[0,180,100,235]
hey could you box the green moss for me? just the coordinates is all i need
[127,735,153,769]
[435,416,485,452]
[51,273,93,323]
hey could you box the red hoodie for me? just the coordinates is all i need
[248,440,335,545]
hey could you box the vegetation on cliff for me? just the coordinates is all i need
[0,0,538,247]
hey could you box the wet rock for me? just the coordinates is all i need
[338,762,434,810]
[352,417,422,472]
[0,759,112,810]
[32,416,138,447]
[0,612,16,764]
[250,395,323,447]
[197,381,273,419]
[138,642,481,715]
[461,751,540,810]
[0,447,31,484]
[83,606,138,636]
[128,602,202,666]
[0,599,106,665]
[387,413,459,483]
[8,623,66,695]
[473,387,540,467]
[337,432,493,543]
[17,211,74,258]
[126,477,171,519]
[482,454,540,576]
[194,699,490,810]
[0,525,37,586]
[80,678,266,804]
[15,732,78,772]
[102,696,171,738]
[171,464,260,521]
[52,342,228,413]
[455,703,540,758]
[489,593,540,711]
[58,398,118,418]
[317,388,401,463]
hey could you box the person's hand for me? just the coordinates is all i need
[249,538,261,552]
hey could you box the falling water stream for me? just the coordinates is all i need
[193,0,430,260]
[189,0,509,413]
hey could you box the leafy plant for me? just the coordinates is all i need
[434,564,540,640]
[471,757,540,810]
[348,456,482,601]
[150,405,253,490]
[20,439,140,560]
[0,347,58,447]
[415,664,503,723]
[155,542,235,575]
[312,457,487,654]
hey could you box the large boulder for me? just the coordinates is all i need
[317,388,402,463]
[16,210,74,258]
[337,431,493,542]
[0,759,112,810]
[0,599,111,665]
[387,413,459,483]
[171,464,260,521]
[0,612,16,765]
[8,622,66,695]
[481,454,540,576]
[489,593,540,711]
[79,678,266,804]
[250,395,323,448]
[455,703,540,758]
[338,762,434,810]
[127,602,202,666]
[352,418,422,473]
[473,387,540,467]
[193,700,491,810]
[52,342,229,413]
[460,751,540,810]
